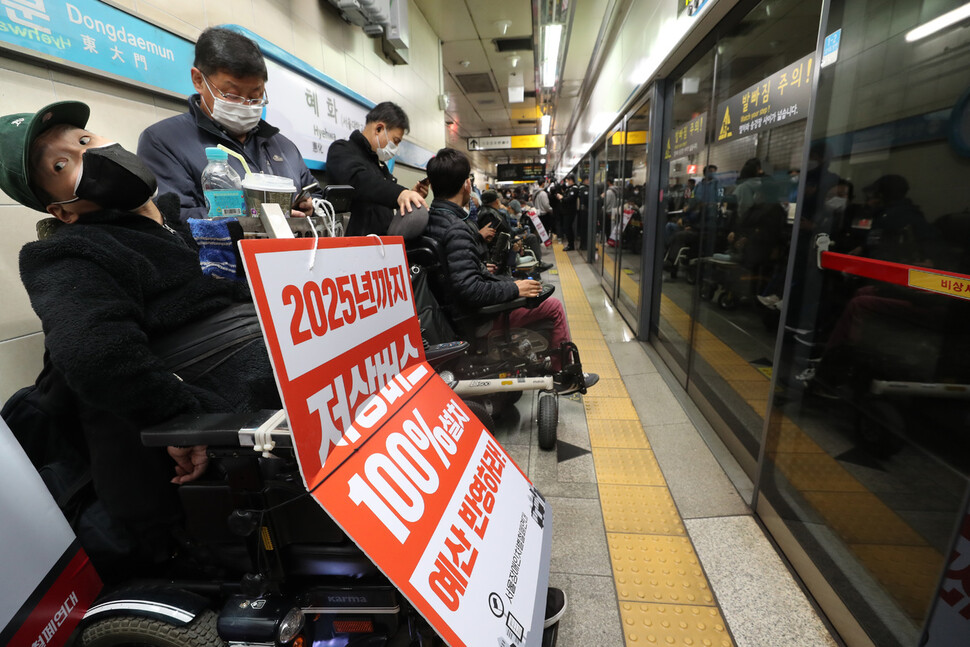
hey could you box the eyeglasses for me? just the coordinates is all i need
[202,73,269,107]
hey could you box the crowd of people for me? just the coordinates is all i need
[0,26,600,577]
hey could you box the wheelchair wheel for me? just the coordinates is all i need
[80,609,223,647]
[537,392,558,451]
[464,399,495,432]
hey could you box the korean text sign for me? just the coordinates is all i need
[239,237,553,646]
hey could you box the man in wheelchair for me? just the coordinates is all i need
[423,148,598,393]
[0,102,281,580]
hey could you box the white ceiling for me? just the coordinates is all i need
[414,0,610,175]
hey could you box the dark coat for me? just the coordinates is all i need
[137,95,319,222]
[326,130,408,236]
[426,199,518,313]
[18,203,278,522]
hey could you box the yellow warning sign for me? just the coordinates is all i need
[909,269,970,301]
[718,107,733,141]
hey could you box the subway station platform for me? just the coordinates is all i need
[492,243,837,647]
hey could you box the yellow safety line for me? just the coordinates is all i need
[552,244,735,647]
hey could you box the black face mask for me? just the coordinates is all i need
[55,144,157,211]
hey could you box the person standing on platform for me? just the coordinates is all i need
[326,102,428,236]
[577,176,590,251]
[560,174,579,251]
[138,27,320,221]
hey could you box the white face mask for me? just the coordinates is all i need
[203,76,263,136]
[826,196,847,211]
[376,129,399,162]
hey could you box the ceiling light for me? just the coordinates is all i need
[495,19,512,35]
[459,60,470,67]
[540,147,547,154]
[507,54,521,68]
[541,24,562,88]
[540,157,547,163]
[540,114,551,135]
[906,2,970,42]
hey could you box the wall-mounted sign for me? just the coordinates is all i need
[468,134,546,151]
[610,131,648,146]
[716,53,814,143]
[664,112,707,160]
[497,163,546,181]
[678,0,711,17]
[229,26,434,171]
[0,0,194,96]
[821,29,841,68]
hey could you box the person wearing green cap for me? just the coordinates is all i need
[0,101,279,578]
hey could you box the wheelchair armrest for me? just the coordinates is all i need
[478,283,555,315]
[141,410,289,449]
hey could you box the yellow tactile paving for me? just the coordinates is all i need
[601,484,686,536]
[802,491,929,546]
[619,602,733,647]
[585,378,631,399]
[764,418,825,454]
[609,533,716,606]
[849,544,943,620]
[593,447,667,486]
[552,244,735,646]
[586,418,651,449]
[584,395,640,420]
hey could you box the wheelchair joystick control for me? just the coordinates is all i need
[228,509,259,537]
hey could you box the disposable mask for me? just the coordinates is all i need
[826,196,847,211]
[791,175,799,184]
[52,143,157,211]
[376,129,399,162]
[203,76,263,136]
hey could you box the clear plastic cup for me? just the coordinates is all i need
[241,173,296,218]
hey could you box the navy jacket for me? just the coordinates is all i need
[426,199,519,313]
[137,95,319,222]
[326,130,408,236]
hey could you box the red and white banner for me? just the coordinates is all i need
[526,209,551,247]
[240,236,553,646]
[0,418,102,647]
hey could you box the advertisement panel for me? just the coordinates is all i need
[239,237,553,646]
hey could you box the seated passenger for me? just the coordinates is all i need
[0,102,280,577]
[424,148,598,391]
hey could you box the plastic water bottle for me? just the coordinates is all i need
[201,147,245,218]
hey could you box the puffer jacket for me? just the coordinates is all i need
[425,199,518,313]
[19,202,279,521]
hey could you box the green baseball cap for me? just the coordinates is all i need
[0,101,90,212]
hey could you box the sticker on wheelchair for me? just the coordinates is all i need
[240,236,553,646]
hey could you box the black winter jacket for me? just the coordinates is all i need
[426,199,519,313]
[19,204,278,522]
[326,130,408,236]
[137,95,319,222]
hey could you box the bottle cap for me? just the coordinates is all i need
[205,147,229,161]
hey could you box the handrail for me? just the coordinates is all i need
[815,233,970,302]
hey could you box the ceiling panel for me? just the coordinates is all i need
[414,0,476,42]
[465,0,533,40]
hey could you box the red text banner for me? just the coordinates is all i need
[241,237,553,646]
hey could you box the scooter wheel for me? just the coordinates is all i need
[81,609,223,647]
[537,392,558,451]
[464,399,495,432]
